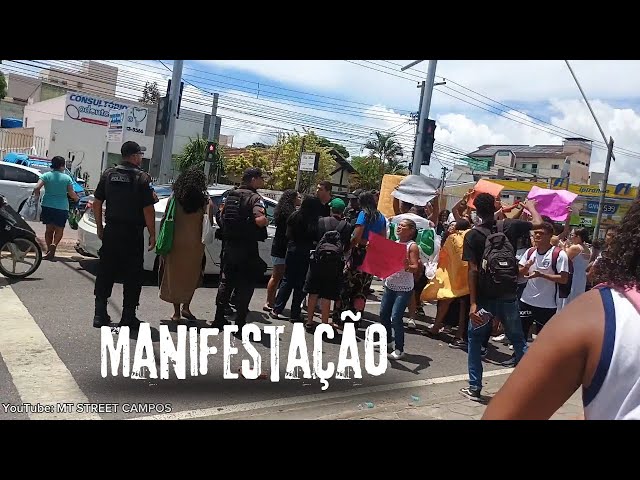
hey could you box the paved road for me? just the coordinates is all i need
[1,253,517,420]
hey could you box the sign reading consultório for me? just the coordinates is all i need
[65,92,148,136]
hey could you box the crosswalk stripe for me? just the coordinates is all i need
[0,278,101,420]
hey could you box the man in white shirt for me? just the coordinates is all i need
[519,221,570,336]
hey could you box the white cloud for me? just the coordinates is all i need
[432,99,640,184]
[12,60,640,186]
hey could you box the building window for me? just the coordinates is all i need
[552,164,559,169]
[531,163,538,172]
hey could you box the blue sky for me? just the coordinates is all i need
[4,59,640,183]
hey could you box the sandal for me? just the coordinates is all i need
[181,310,197,321]
[422,329,440,338]
[170,315,181,322]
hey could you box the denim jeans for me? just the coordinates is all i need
[273,247,311,319]
[380,287,413,352]
[467,297,528,392]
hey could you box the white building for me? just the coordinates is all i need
[21,91,212,189]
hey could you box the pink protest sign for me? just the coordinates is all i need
[358,233,407,279]
[526,186,577,221]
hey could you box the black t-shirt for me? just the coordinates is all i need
[94,163,155,227]
[286,211,318,251]
[463,219,533,299]
[271,213,288,258]
[319,201,331,218]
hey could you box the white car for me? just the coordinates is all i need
[0,162,41,212]
[75,186,278,275]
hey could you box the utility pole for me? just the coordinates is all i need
[294,136,306,193]
[158,60,184,184]
[593,137,614,240]
[204,93,219,183]
[410,82,425,166]
[411,60,438,175]
[564,60,616,240]
[439,166,450,193]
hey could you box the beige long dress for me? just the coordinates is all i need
[159,200,205,304]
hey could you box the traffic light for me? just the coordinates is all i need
[420,118,437,165]
[205,141,217,163]
[155,96,169,136]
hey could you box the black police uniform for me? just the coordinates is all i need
[92,162,156,327]
[211,185,267,329]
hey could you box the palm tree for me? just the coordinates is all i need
[175,134,224,183]
[363,131,404,177]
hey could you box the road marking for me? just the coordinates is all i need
[131,368,513,420]
[0,278,100,420]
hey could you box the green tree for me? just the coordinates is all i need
[318,137,350,159]
[224,148,271,184]
[363,131,404,176]
[349,155,409,191]
[271,131,334,192]
[139,81,160,105]
[246,142,270,149]
[175,135,225,183]
[0,72,7,100]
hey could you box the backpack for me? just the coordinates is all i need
[220,188,266,242]
[525,246,574,299]
[477,220,519,296]
[314,218,348,264]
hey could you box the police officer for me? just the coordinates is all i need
[92,141,157,329]
[208,168,268,330]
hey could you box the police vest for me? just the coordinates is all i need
[103,165,147,226]
[221,188,267,242]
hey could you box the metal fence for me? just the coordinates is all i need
[0,129,48,158]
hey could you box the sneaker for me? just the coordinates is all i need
[388,349,405,360]
[269,311,287,321]
[449,339,467,350]
[500,356,517,367]
[460,387,482,402]
[491,334,505,342]
[407,319,417,329]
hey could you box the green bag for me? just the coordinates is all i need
[155,196,176,255]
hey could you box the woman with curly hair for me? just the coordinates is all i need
[159,167,211,322]
[265,189,300,311]
[483,199,640,420]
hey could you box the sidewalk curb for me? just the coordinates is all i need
[35,237,78,254]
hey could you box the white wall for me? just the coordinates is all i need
[23,96,66,128]
[173,110,207,155]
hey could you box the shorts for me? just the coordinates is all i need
[271,256,286,266]
[413,272,429,300]
[519,301,556,332]
[41,206,68,228]
[304,258,344,300]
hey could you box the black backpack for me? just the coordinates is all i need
[221,188,266,242]
[477,220,518,296]
[314,218,348,264]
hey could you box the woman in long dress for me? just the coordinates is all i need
[159,168,210,322]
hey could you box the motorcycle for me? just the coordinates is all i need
[0,195,42,279]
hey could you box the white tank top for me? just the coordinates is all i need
[384,241,415,292]
[583,288,640,420]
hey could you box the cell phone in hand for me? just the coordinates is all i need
[473,308,494,330]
